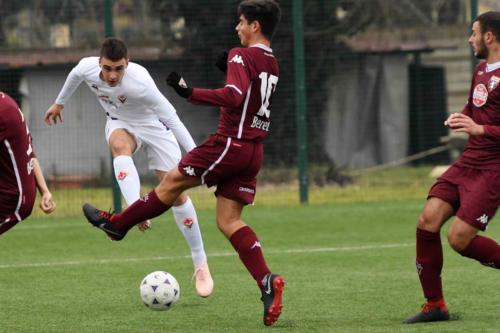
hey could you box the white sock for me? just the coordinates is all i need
[113,155,141,205]
[172,197,207,267]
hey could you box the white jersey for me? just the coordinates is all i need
[55,57,195,152]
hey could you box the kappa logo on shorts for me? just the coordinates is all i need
[183,166,196,176]
[183,218,194,229]
[118,95,127,103]
[476,214,489,224]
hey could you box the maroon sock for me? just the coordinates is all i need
[229,226,271,288]
[111,190,171,232]
[416,228,444,302]
[460,235,500,268]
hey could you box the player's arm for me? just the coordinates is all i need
[166,49,251,108]
[142,78,197,152]
[45,59,86,125]
[32,158,56,214]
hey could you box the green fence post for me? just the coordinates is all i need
[292,0,308,204]
[470,0,479,73]
[104,0,122,213]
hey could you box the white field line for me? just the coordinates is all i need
[0,243,413,269]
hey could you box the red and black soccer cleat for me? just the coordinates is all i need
[260,273,285,326]
[403,299,450,324]
[82,203,126,241]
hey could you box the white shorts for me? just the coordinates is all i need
[105,119,181,172]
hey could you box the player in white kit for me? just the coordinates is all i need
[44,38,213,297]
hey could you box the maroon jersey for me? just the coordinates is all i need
[189,44,279,142]
[457,62,500,169]
[0,92,37,224]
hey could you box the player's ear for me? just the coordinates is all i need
[98,57,102,67]
[251,20,261,33]
[125,58,129,67]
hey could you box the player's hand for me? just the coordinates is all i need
[166,72,193,98]
[445,113,484,136]
[44,104,64,125]
[137,220,151,232]
[39,191,56,214]
[215,50,228,73]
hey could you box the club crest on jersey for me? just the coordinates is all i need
[487,76,500,92]
[118,95,127,103]
[472,83,488,107]
[229,54,245,66]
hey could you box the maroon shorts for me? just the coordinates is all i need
[178,134,263,205]
[428,164,500,230]
[0,194,35,235]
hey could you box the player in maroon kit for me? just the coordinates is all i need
[82,0,283,326]
[404,11,500,324]
[0,92,56,235]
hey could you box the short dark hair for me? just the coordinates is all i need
[238,0,281,41]
[100,37,128,61]
[474,11,500,42]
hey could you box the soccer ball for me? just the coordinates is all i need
[139,271,180,311]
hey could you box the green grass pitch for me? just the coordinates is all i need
[1,200,500,332]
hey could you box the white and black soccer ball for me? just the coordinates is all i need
[140,271,180,311]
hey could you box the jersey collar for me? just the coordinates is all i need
[486,61,500,73]
[250,43,273,53]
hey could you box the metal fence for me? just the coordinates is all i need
[0,0,496,214]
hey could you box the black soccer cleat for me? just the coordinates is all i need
[82,203,126,241]
[403,301,450,324]
[260,273,285,326]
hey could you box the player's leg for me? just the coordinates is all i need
[448,170,500,268]
[404,196,454,324]
[109,128,139,203]
[451,218,500,267]
[108,126,150,231]
[155,170,213,297]
[83,167,200,240]
[216,196,284,326]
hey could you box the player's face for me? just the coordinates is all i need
[99,57,128,87]
[236,14,256,47]
[469,21,488,59]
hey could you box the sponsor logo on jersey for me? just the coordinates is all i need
[183,166,196,176]
[229,54,245,66]
[183,218,194,229]
[118,95,127,103]
[472,83,488,107]
[239,186,255,194]
[487,76,500,92]
[478,71,484,76]
[117,171,128,181]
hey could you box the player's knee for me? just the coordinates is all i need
[110,139,133,155]
[417,212,440,232]
[447,226,472,252]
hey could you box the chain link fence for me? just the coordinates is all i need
[0,0,497,216]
